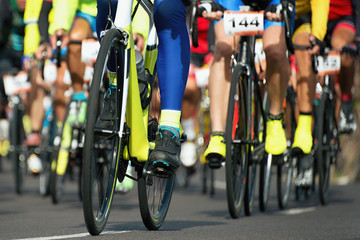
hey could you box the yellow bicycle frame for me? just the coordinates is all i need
[115,0,158,162]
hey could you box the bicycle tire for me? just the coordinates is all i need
[259,91,271,212]
[82,28,124,235]
[10,103,26,194]
[225,65,248,219]
[138,168,175,230]
[137,70,176,231]
[39,109,57,196]
[50,103,72,204]
[244,79,262,216]
[259,153,271,211]
[316,90,332,205]
[276,87,297,209]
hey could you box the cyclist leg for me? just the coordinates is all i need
[263,20,289,155]
[180,64,202,168]
[292,25,316,187]
[54,61,70,124]
[203,19,238,168]
[148,0,190,174]
[68,17,92,98]
[330,20,356,133]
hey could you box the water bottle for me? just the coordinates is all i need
[135,50,148,109]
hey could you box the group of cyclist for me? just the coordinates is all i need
[200,0,360,188]
[0,0,359,200]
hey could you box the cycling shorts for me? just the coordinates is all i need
[75,11,97,36]
[327,15,355,37]
[215,0,285,29]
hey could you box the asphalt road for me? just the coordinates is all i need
[0,158,359,240]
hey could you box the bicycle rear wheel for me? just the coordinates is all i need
[82,28,124,235]
[225,65,248,218]
[316,91,333,205]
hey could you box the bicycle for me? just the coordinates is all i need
[197,87,215,196]
[49,39,98,204]
[4,70,32,194]
[312,43,358,205]
[248,0,297,212]
[291,42,359,204]
[192,2,270,218]
[82,0,177,234]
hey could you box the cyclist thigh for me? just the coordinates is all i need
[263,26,287,62]
[330,21,355,50]
[69,17,93,41]
[213,22,239,60]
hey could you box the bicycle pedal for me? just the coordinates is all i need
[153,167,174,178]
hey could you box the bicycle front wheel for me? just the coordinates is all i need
[225,65,248,219]
[316,91,333,205]
[138,169,175,230]
[82,28,124,235]
[137,76,175,231]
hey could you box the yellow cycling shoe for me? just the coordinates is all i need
[265,119,287,155]
[204,133,226,169]
[292,115,313,154]
[292,129,313,154]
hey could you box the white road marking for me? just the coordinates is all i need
[12,231,130,240]
[278,207,317,215]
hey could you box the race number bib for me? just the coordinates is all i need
[316,51,341,76]
[3,72,30,96]
[224,10,264,36]
[43,59,57,84]
[81,39,100,64]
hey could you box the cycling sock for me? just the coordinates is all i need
[341,93,352,102]
[72,91,87,101]
[159,110,181,133]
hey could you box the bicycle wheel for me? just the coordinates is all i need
[277,88,297,209]
[259,153,272,211]
[259,90,271,212]
[244,80,263,216]
[138,168,175,230]
[225,65,248,219]
[9,103,26,194]
[82,28,124,235]
[50,104,72,204]
[39,109,57,196]
[316,91,333,205]
[137,75,176,231]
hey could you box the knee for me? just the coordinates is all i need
[264,45,286,64]
[213,41,233,62]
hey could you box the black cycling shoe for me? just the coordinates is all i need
[148,127,181,177]
[206,154,225,169]
[95,87,116,130]
[339,100,357,134]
